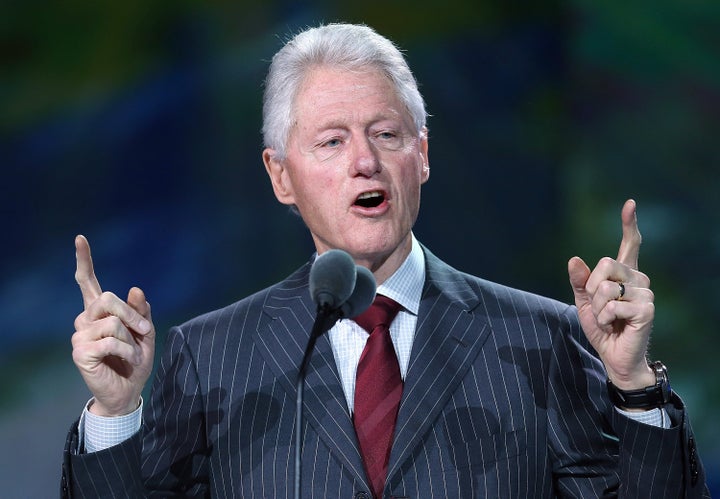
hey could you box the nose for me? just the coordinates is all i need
[351,136,381,177]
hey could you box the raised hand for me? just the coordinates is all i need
[71,235,156,416]
[568,199,656,391]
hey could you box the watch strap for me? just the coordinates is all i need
[606,361,672,409]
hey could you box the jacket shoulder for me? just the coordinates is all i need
[178,260,313,331]
[423,245,574,319]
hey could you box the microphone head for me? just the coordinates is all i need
[341,265,377,318]
[309,249,356,309]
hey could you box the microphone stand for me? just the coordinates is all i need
[295,305,342,499]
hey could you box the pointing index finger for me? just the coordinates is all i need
[75,234,103,309]
[616,199,642,270]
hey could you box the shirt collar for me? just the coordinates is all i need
[376,233,425,315]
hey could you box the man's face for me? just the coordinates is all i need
[264,65,429,277]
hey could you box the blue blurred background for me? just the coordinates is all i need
[1,1,718,495]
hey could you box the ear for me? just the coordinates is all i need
[263,148,296,206]
[419,128,430,184]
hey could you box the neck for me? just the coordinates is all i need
[354,237,413,286]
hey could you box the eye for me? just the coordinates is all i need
[312,135,345,162]
[322,137,342,148]
[372,129,404,150]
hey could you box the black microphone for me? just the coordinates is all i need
[340,265,376,319]
[308,249,356,310]
[295,251,376,499]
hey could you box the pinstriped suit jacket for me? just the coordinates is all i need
[62,247,709,498]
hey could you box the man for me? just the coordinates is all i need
[62,23,709,497]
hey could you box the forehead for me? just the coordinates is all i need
[292,65,408,126]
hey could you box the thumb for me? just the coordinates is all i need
[568,256,591,304]
[127,287,153,327]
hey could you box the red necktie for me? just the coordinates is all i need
[353,295,403,499]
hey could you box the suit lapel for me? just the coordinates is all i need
[302,331,368,482]
[387,249,492,481]
[251,261,368,486]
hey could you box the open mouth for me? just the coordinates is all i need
[354,191,385,208]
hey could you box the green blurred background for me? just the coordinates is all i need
[1,0,718,495]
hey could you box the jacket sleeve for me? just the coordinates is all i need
[548,306,710,498]
[610,396,710,498]
[61,419,145,498]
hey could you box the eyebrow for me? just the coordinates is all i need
[311,110,406,133]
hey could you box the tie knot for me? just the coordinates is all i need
[353,295,402,334]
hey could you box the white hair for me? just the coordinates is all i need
[262,23,428,159]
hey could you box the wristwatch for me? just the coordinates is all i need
[606,361,672,409]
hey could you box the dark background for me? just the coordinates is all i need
[1,1,718,495]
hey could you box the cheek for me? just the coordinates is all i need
[296,170,343,212]
[400,163,425,195]
[319,173,336,190]
[401,171,425,218]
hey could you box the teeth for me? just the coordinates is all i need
[357,191,382,200]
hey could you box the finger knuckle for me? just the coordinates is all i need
[600,280,617,297]
[73,313,87,331]
[71,346,83,364]
[605,300,618,315]
[99,291,116,304]
[72,342,93,363]
[98,336,119,356]
[642,302,655,316]
[106,315,125,333]
[71,331,81,347]
[596,310,612,327]
[598,257,615,271]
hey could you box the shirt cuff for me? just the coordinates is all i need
[80,397,143,453]
[615,406,671,429]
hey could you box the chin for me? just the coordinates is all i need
[349,234,403,260]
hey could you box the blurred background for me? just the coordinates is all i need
[1,0,718,495]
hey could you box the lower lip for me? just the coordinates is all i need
[352,199,390,216]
